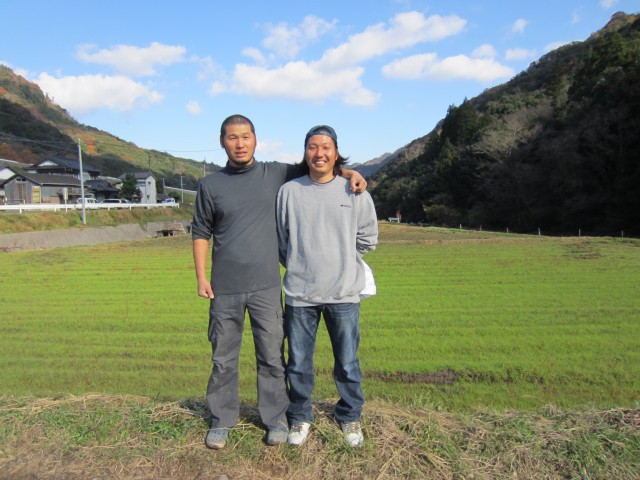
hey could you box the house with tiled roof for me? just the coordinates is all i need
[28,156,100,180]
[3,171,82,204]
[0,158,31,203]
[86,179,120,202]
[2,156,103,204]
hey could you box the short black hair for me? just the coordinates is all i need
[220,114,255,137]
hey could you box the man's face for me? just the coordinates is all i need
[305,134,337,182]
[221,123,257,167]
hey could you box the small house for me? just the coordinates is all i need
[3,171,83,204]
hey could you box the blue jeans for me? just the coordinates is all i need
[285,302,364,424]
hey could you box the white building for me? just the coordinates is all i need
[123,172,156,204]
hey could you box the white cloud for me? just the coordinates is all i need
[257,139,299,164]
[505,48,536,61]
[381,53,437,79]
[1,61,30,80]
[382,53,514,82]
[599,0,619,8]
[186,100,201,115]
[35,73,164,115]
[472,44,497,59]
[571,10,581,24]
[242,47,267,65]
[544,40,571,53]
[318,12,466,69]
[262,15,336,60]
[274,151,303,164]
[429,56,514,81]
[209,81,228,95]
[216,61,379,106]
[76,42,186,76]
[511,19,528,34]
[193,55,226,82]
[208,11,466,106]
[343,87,381,107]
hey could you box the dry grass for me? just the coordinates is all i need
[1,395,638,479]
[0,207,192,234]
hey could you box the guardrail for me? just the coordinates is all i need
[0,203,179,213]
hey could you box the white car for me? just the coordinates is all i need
[162,197,176,204]
[76,197,97,204]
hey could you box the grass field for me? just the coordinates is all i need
[1,223,639,479]
[0,223,638,411]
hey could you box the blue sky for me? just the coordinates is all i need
[1,0,636,167]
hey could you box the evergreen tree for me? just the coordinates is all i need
[120,173,141,201]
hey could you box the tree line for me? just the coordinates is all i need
[370,14,640,236]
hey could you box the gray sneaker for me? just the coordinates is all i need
[205,427,229,449]
[266,425,289,446]
[340,421,364,447]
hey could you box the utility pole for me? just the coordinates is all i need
[77,138,86,225]
[180,176,184,203]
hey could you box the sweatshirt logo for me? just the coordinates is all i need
[340,204,352,208]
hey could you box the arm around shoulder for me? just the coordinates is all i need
[356,193,378,254]
[341,167,367,193]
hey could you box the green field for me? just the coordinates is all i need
[1,224,638,412]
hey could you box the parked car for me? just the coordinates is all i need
[103,198,131,204]
[162,197,176,204]
[76,197,97,204]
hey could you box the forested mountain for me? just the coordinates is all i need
[370,12,640,235]
[0,66,216,190]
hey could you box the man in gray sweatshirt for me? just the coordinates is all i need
[276,125,378,448]
[192,115,367,449]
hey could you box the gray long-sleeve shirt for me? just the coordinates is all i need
[192,160,298,295]
[276,175,378,306]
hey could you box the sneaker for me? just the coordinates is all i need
[287,421,311,446]
[266,425,289,446]
[340,421,364,447]
[205,427,229,449]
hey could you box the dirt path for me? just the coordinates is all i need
[0,222,189,252]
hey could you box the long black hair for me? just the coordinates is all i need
[295,135,349,177]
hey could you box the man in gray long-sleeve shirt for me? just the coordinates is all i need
[276,125,378,448]
[192,115,367,449]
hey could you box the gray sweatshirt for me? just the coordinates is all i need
[276,175,378,306]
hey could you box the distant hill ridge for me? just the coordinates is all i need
[0,65,216,190]
[352,11,638,178]
[366,11,640,236]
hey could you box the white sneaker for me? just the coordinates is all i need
[340,421,364,447]
[287,421,311,446]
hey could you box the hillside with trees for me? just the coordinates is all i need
[0,66,217,191]
[370,12,640,236]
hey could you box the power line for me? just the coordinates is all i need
[80,136,223,153]
[1,105,225,158]
[0,132,75,152]
[0,131,227,164]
